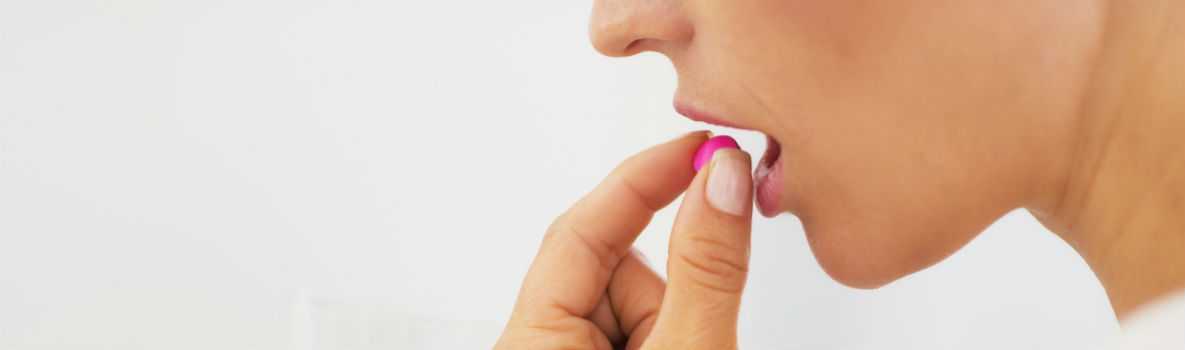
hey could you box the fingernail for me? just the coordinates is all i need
[706,150,751,216]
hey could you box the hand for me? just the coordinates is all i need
[496,132,755,349]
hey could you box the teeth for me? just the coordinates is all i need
[754,135,776,180]
[754,158,772,179]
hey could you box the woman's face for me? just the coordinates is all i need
[590,0,1100,287]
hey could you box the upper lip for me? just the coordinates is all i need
[673,102,750,130]
[675,99,782,167]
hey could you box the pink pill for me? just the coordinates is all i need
[693,135,741,171]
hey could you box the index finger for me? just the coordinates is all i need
[510,131,708,323]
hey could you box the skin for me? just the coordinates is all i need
[500,0,1185,347]
[497,132,757,349]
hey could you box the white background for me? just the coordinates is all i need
[1,1,1119,349]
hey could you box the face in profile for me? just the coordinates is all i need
[590,0,1100,287]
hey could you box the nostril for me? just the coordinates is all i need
[622,40,642,56]
[588,0,693,58]
[620,39,654,57]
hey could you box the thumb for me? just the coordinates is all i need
[649,145,753,349]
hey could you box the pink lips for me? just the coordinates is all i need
[674,104,748,130]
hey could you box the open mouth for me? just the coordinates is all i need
[754,135,784,217]
[675,102,786,217]
[760,135,782,170]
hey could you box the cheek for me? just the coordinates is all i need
[786,103,1021,287]
[702,1,1055,285]
[785,95,1031,288]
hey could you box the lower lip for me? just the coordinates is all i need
[754,139,784,217]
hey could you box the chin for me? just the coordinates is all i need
[799,221,914,290]
[816,258,902,290]
[814,252,902,290]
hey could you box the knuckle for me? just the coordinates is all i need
[612,173,663,212]
[543,213,570,244]
[543,211,582,247]
[672,237,749,294]
[543,213,619,273]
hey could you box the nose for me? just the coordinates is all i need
[589,0,693,57]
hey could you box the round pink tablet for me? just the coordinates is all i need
[693,135,741,171]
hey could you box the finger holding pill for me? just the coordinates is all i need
[692,135,742,171]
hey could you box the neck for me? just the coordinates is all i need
[1033,0,1185,320]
